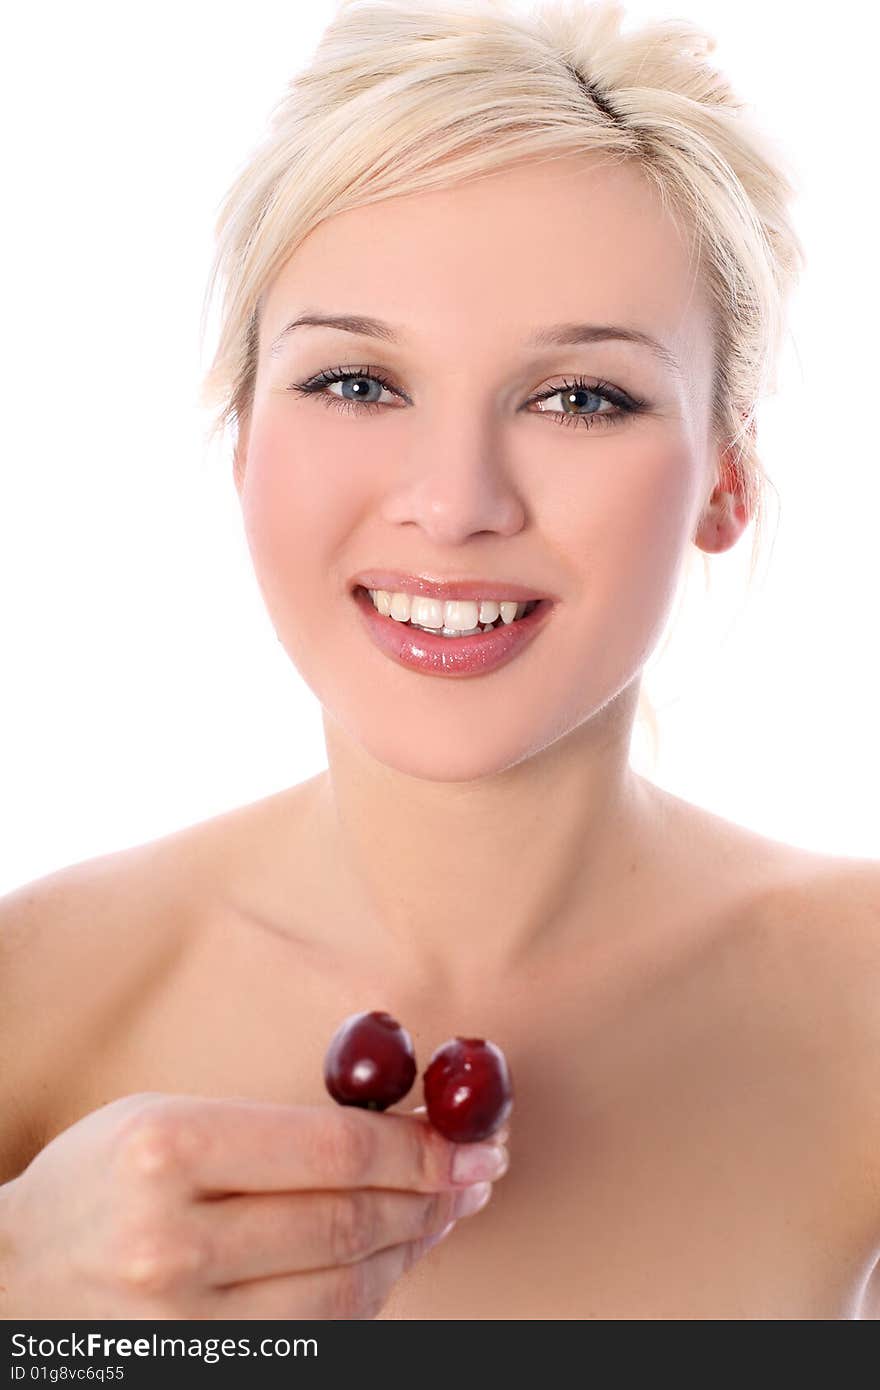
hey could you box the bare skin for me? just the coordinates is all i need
[6,777,878,1319]
[4,155,879,1317]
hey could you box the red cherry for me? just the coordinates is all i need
[423,1037,513,1142]
[323,1010,417,1111]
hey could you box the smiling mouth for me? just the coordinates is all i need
[353,585,545,634]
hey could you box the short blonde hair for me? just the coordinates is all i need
[199,0,806,762]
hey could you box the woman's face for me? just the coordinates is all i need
[235,154,721,781]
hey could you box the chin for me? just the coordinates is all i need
[339,717,560,784]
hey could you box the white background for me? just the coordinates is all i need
[1,0,877,896]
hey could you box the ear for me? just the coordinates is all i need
[692,414,756,556]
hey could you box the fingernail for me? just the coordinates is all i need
[451,1143,509,1184]
[422,1220,456,1251]
[454,1180,492,1217]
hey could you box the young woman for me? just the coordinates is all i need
[2,0,878,1320]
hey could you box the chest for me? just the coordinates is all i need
[42,905,867,1319]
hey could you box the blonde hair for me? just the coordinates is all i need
[199,0,806,766]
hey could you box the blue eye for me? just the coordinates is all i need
[287,364,646,430]
[287,365,398,414]
[528,379,640,429]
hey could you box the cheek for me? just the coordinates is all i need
[598,440,695,578]
[239,413,354,600]
[550,437,699,694]
[553,433,697,581]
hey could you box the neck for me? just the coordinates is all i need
[310,686,658,1001]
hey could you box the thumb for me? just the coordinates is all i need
[390,1101,510,1144]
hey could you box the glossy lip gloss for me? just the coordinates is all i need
[351,585,555,679]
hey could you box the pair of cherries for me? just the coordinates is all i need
[323,1010,513,1143]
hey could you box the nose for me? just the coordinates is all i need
[378,416,526,546]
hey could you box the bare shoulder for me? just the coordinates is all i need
[0,781,318,1180]
[754,852,880,1311]
[0,779,309,1002]
[740,848,880,1089]
[0,837,197,1181]
[658,786,880,1078]
[756,851,880,1024]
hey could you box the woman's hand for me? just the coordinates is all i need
[0,1091,508,1318]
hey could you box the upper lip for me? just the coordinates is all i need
[349,570,556,603]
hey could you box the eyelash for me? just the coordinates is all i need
[286,364,647,431]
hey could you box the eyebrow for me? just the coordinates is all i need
[268,312,682,377]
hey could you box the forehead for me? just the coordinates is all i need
[262,153,709,361]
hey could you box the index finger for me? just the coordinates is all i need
[139,1096,505,1197]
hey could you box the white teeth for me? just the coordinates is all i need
[389,592,412,622]
[365,588,534,629]
[410,596,447,629]
[372,589,393,617]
